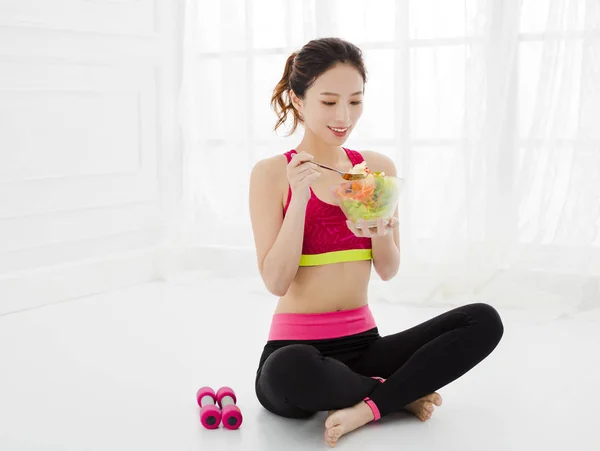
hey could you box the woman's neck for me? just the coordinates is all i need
[294,131,349,167]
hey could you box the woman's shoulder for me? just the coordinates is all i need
[249,152,290,202]
[251,152,289,175]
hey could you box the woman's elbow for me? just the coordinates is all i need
[378,270,397,281]
[265,280,288,297]
[260,268,289,296]
[375,263,400,281]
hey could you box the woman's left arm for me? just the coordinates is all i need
[371,217,400,281]
[346,151,400,281]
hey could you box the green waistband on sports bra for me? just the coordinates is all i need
[299,249,373,267]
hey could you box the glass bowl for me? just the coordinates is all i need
[330,175,404,228]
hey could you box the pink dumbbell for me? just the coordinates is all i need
[197,386,221,429]
[216,386,243,430]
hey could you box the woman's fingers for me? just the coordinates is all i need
[376,218,386,236]
[346,219,373,238]
[346,218,396,237]
[360,219,376,237]
[290,151,314,167]
[346,220,363,237]
[299,171,321,185]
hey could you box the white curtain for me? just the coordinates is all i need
[177,0,600,316]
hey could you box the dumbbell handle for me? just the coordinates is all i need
[201,394,235,407]
[220,395,235,407]
[199,395,215,407]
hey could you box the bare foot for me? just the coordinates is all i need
[324,402,374,448]
[404,392,443,421]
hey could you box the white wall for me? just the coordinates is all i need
[0,0,183,315]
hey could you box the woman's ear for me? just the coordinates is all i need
[289,90,303,113]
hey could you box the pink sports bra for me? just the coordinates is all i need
[283,148,372,266]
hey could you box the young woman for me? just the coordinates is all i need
[249,37,503,448]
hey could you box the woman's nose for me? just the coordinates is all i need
[335,104,350,123]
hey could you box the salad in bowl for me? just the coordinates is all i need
[331,161,403,228]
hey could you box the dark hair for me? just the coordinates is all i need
[271,37,367,135]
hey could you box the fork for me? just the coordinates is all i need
[309,161,366,180]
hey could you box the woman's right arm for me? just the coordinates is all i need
[249,152,320,296]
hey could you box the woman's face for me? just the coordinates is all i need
[292,63,364,145]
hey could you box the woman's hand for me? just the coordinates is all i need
[287,151,321,205]
[346,217,398,238]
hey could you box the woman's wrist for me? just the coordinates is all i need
[288,196,309,213]
[371,232,395,244]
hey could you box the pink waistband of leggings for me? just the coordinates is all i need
[267,304,377,341]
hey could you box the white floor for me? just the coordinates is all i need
[1,270,599,451]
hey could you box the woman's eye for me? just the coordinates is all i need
[321,101,362,106]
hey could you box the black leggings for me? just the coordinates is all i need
[254,303,504,419]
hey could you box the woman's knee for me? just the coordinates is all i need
[261,344,320,384]
[464,302,504,344]
[255,347,317,419]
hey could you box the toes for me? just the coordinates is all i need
[325,426,343,447]
[328,427,343,439]
[325,430,337,448]
[325,416,337,429]
[416,404,434,421]
[422,392,442,406]
[405,397,439,421]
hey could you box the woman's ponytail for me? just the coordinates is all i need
[271,51,301,135]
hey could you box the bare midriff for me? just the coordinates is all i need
[274,260,372,314]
